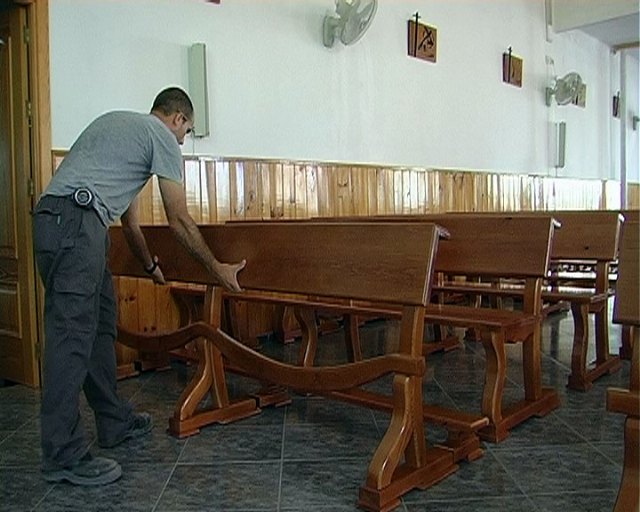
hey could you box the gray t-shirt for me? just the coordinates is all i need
[45,111,183,226]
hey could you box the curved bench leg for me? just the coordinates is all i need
[344,314,363,362]
[358,375,456,512]
[296,307,319,367]
[593,300,622,377]
[168,287,260,437]
[478,330,508,442]
[568,302,591,390]
[479,327,559,443]
[358,306,457,512]
[568,301,622,391]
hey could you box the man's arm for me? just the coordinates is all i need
[157,176,245,292]
[120,196,166,284]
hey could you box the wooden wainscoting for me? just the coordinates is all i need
[51,151,640,375]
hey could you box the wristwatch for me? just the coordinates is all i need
[144,259,158,275]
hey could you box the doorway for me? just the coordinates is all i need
[0,3,40,387]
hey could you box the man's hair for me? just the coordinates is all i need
[151,87,194,120]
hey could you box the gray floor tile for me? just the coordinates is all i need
[554,405,625,443]
[530,489,618,512]
[94,422,187,465]
[590,441,625,467]
[403,452,522,503]
[405,495,537,511]
[0,429,43,467]
[487,413,588,450]
[279,459,367,509]
[155,462,280,511]
[284,396,377,428]
[283,423,380,461]
[0,401,40,431]
[0,310,629,511]
[492,445,622,495]
[33,463,174,512]
[179,424,283,463]
[0,467,53,512]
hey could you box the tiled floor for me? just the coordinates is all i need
[0,304,630,512]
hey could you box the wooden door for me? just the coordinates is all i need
[0,4,40,387]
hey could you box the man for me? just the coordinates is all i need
[32,87,245,486]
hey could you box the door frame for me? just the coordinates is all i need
[21,0,51,197]
[7,0,51,387]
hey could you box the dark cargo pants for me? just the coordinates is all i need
[33,195,133,470]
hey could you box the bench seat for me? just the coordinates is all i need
[434,280,621,390]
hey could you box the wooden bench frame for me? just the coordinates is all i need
[606,221,639,512]
[163,285,489,462]
[443,210,624,391]
[108,222,468,512]
[540,211,623,390]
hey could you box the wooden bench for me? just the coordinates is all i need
[108,221,469,512]
[606,221,639,512]
[540,211,623,390]
[619,210,639,361]
[444,210,623,391]
[309,214,561,442]
[156,225,491,464]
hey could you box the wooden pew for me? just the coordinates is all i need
[443,210,623,390]
[606,221,640,512]
[310,214,561,442]
[108,222,465,512]
[546,211,623,390]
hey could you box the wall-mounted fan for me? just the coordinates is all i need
[323,0,377,48]
[546,72,583,106]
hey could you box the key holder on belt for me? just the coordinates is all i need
[73,188,94,208]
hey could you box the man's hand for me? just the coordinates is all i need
[158,178,248,292]
[214,259,246,292]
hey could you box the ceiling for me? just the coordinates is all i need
[577,13,639,59]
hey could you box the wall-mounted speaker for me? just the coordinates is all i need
[554,121,566,168]
[188,43,209,137]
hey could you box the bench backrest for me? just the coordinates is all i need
[613,221,640,326]
[410,215,554,278]
[108,222,442,306]
[446,210,621,262]
[542,211,622,262]
[622,209,640,223]
[316,215,555,279]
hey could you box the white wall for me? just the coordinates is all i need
[545,29,614,179]
[622,52,640,184]
[50,0,638,181]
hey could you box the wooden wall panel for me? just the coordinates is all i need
[200,160,213,222]
[184,160,203,222]
[306,165,319,218]
[114,276,139,378]
[52,150,639,373]
[627,183,640,208]
[243,160,261,220]
[215,161,231,223]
